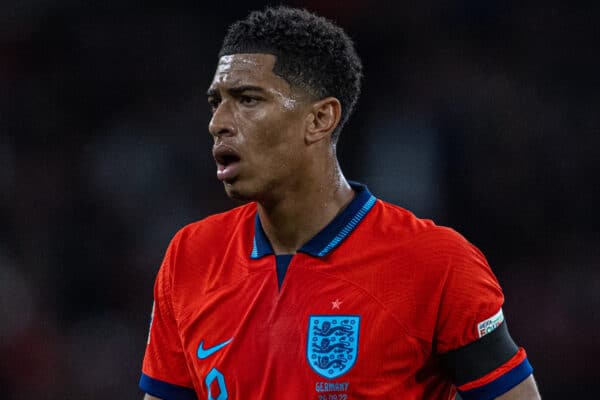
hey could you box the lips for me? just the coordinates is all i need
[212,144,241,182]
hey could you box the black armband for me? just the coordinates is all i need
[439,322,518,386]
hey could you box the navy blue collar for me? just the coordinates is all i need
[250,182,377,259]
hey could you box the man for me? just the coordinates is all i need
[140,7,541,400]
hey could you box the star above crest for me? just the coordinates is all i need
[331,299,343,310]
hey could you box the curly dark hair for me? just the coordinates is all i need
[219,6,363,142]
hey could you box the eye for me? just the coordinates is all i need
[208,97,220,113]
[240,95,259,106]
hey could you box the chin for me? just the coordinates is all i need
[223,181,256,202]
[222,176,280,204]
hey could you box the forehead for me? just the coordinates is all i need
[209,53,289,92]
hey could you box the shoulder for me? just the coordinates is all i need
[369,199,490,278]
[360,199,499,341]
[371,199,474,250]
[371,199,436,234]
[173,202,256,245]
[156,202,256,297]
[163,202,256,264]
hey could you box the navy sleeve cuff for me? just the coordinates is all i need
[139,373,197,400]
[458,357,533,400]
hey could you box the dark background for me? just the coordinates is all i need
[1,1,598,399]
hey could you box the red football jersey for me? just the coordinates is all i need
[141,183,531,400]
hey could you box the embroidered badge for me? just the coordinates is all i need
[477,308,504,338]
[307,315,360,379]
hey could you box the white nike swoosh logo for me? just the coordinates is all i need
[197,337,233,359]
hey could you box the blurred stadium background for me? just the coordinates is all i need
[1,1,598,398]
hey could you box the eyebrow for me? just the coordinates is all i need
[206,85,267,98]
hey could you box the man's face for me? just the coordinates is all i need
[207,53,310,201]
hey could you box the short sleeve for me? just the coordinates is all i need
[432,229,533,399]
[433,231,505,353]
[140,241,197,400]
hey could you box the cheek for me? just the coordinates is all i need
[248,110,302,149]
[239,106,307,173]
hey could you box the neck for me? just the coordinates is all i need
[257,161,355,255]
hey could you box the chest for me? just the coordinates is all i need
[173,256,443,399]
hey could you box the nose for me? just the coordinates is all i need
[208,101,236,138]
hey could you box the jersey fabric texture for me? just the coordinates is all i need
[140,183,532,400]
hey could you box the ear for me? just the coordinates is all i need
[305,97,342,144]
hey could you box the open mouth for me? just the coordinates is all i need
[217,153,241,166]
[213,145,242,182]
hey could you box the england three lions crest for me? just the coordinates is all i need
[307,315,360,379]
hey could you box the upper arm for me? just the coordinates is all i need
[139,236,197,399]
[496,375,541,399]
[425,228,535,399]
